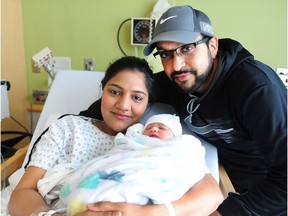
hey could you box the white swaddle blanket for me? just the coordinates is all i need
[58,133,207,215]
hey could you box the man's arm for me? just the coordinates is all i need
[219,81,287,215]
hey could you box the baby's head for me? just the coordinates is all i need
[143,114,182,139]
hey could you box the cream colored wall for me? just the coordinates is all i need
[1,0,30,137]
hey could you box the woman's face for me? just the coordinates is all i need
[101,70,149,135]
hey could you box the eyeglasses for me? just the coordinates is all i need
[153,37,211,60]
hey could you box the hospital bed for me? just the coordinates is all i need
[1,70,234,215]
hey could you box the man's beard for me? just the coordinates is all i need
[171,50,213,94]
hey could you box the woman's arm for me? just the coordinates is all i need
[8,166,61,216]
[85,173,223,216]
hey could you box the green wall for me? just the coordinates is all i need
[22,0,287,99]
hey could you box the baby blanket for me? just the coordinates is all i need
[59,133,208,215]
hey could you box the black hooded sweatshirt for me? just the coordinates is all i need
[154,39,287,216]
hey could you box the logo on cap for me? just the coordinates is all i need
[200,22,214,35]
[160,15,177,24]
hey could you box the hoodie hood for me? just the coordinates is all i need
[218,38,254,79]
[207,39,254,92]
[187,38,255,103]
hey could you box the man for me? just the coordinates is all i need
[143,5,287,216]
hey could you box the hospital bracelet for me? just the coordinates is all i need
[164,202,176,216]
[38,210,57,216]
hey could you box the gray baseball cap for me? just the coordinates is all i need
[143,5,214,56]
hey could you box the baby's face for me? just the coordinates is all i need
[143,123,174,140]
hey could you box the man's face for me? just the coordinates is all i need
[156,36,218,94]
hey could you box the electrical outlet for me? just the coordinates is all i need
[276,68,288,88]
[84,58,95,71]
[276,68,288,75]
[32,59,41,73]
[32,47,53,68]
[32,89,49,104]
[49,57,71,71]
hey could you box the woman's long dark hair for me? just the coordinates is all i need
[101,56,158,103]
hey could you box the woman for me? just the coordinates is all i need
[8,56,223,216]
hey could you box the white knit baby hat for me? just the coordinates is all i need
[144,114,182,136]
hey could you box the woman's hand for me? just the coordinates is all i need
[75,209,121,216]
[74,202,165,216]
